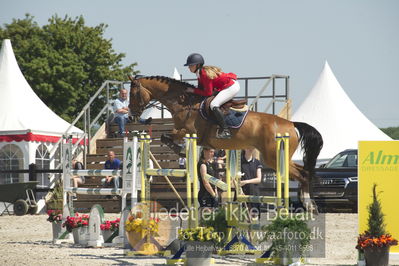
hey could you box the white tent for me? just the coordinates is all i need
[0,39,81,138]
[0,39,82,192]
[292,61,391,162]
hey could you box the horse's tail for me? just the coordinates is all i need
[293,122,323,176]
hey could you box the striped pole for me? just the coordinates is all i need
[203,174,228,191]
[145,168,186,177]
[64,187,122,195]
[70,169,121,176]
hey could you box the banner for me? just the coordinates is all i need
[359,141,399,254]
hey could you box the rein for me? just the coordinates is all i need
[131,77,201,125]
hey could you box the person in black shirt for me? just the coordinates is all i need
[197,147,219,208]
[240,148,263,217]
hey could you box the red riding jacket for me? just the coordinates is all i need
[193,68,237,97]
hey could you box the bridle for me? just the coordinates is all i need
[130,76,200,122]
[130,77,169,118]
[129,78,148,117]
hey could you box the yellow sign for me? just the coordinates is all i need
[359,141,399,254]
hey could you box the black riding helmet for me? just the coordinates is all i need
[184,53,204,66]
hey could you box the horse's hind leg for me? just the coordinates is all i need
[290,162,318,214]
[258,141,317,213]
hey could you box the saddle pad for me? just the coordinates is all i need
[199,100,249,129]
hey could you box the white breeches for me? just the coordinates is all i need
[210,80,240,109]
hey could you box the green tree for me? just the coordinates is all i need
[380,127,399,140]
[0,14,138,123]
[367,184,386,237]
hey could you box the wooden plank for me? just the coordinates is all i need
[148,118,174,124]
[151,154,179,161]
[86,155,109,162]
[96,139,124,148]
[150,191,188,198]
[86,164,105,170]
[95,146,175,154]
[109,123,175,132]
[74,200,121,213]
[147,146,176,153]
[157,161,180,169]
[151,176,185,183]
[97,138,168,147]
[150,184,187,189]
[93,146,173,154]
[96,147,123,154]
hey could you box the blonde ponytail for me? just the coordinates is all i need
[202,65,222,79]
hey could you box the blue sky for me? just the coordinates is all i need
[1,0,398,127]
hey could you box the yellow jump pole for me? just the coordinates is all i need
[283,133,290,210]
[225,149,233,242]
[191,134,199,228]
[144,135,151,202]
[184,134,193,229]
[276,133,282,210]
[139,134,146,203]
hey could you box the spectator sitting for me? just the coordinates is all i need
[113,88,152,137]
[71,159,84,200]
[72,159,85,187]
[102,151,122,189]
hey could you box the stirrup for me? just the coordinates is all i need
[216,128,231,139]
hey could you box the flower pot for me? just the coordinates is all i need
[51,222,63,240]
[185,241,214,266]
[72,226,89,245]
[102,230,116,243]
[364,246,389,266]
[126,231,144,250]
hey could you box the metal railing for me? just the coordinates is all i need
[48,80,124,172]
[144,75,290,117]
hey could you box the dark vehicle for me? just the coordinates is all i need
[313,149,358,212]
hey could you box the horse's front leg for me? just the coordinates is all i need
[160,128,188,157]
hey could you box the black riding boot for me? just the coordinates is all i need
[212,107,231,139]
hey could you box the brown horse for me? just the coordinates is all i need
[128,75,323,211]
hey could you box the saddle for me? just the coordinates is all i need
[202,96,247,117]
[199,96,249,129]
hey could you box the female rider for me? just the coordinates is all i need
[184,53,240,139]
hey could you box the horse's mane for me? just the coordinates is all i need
[136,75,203,105]
[138,75,196,89]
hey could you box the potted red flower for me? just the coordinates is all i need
[47,209,63,240]
[47,209,62,223]
[356,184,398,266]
[100,218,120,243]
[62,213,90,244]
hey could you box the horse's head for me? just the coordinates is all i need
[128,75,151,120]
